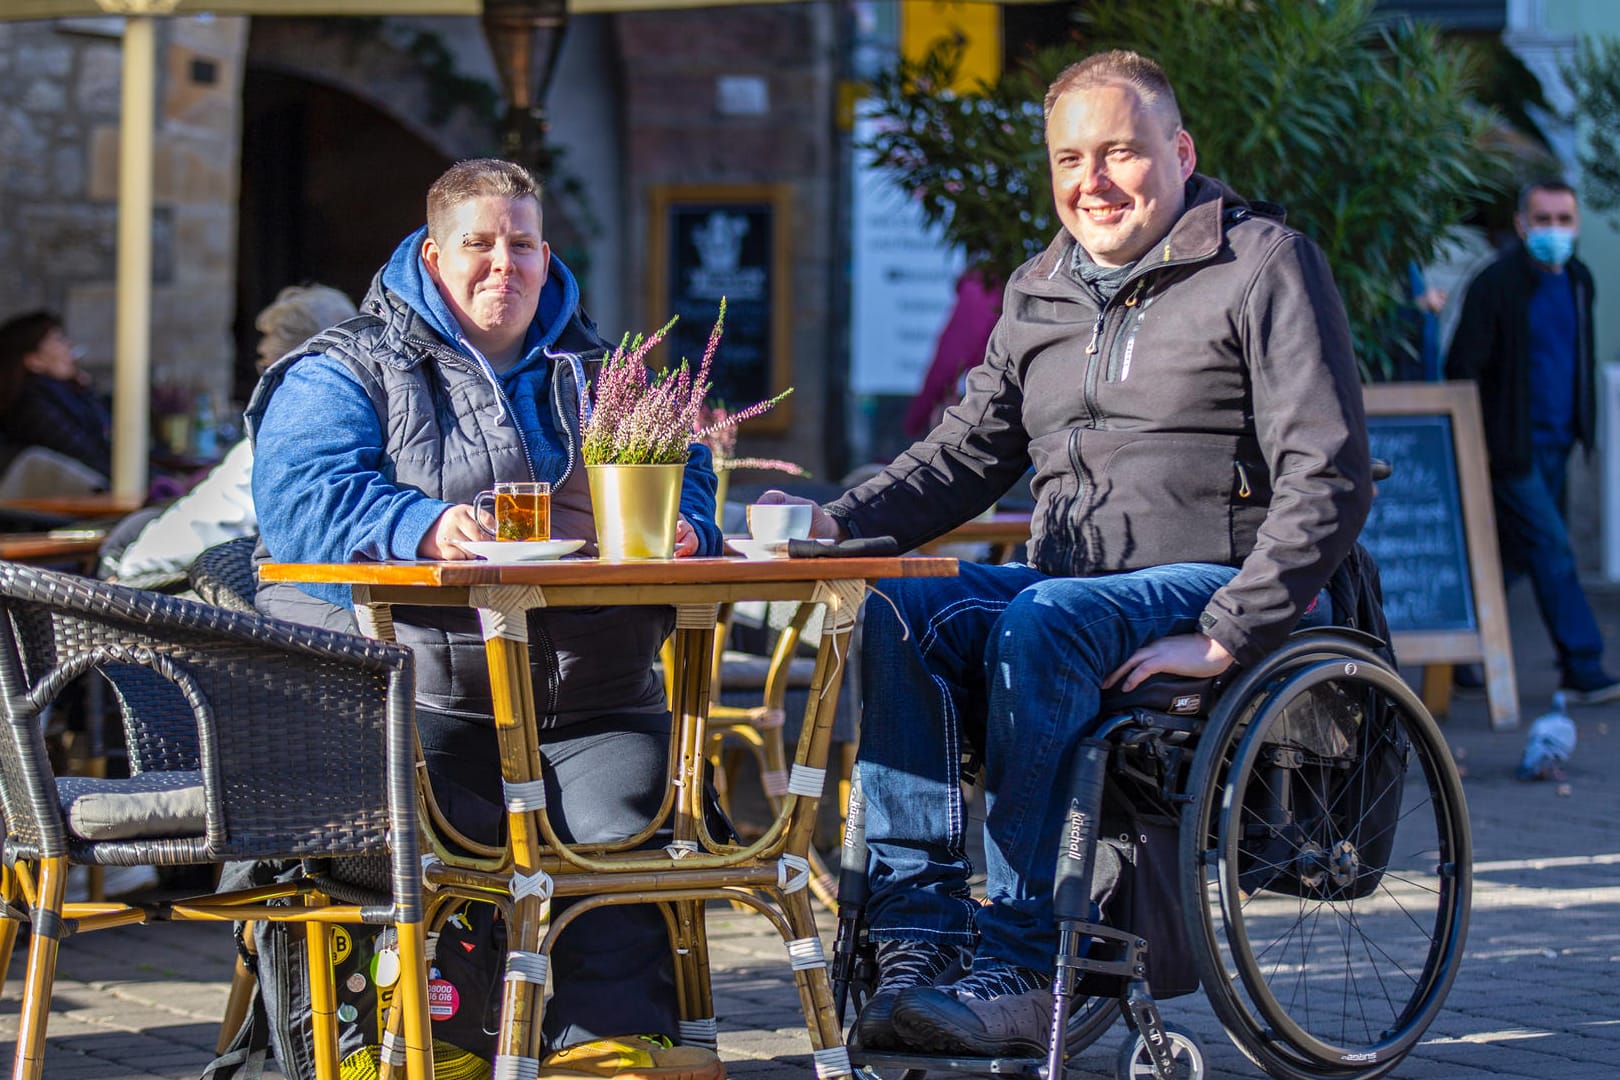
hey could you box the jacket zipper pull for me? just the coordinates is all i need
[1085,312,1105,356]
[1235,461,1252,499]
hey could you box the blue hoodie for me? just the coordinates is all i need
[254,229,721,608]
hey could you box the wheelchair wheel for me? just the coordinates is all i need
[1180,645,1470,1079]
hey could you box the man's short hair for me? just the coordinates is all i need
[1043,49,1183,135]
[0,310,62,373]
[1518,177,1578,215]
[426,158,543,242]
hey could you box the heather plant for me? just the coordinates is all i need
[580,300,791,466]
[697,401,809,479]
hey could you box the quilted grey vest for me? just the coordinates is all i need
[247,281,673,728]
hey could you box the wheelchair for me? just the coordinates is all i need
[830,609,1472,1080]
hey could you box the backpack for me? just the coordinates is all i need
[201,859,504,1080]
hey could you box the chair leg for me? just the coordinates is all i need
[392,913,434,1080]
[304,898,341,1080]
[0,862,21,999]
[216,952,256,1055]
[14,856,69,1080]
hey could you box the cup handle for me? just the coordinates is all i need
[472,490,497,537]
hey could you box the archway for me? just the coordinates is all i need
[234,68,452,399]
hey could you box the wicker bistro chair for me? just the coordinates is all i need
[0,562,433,1080]
[189,535,260,613]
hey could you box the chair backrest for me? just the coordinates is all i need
[0,560,418,882]
[189,535,259,613]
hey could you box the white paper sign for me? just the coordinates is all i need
[849,100,965,396]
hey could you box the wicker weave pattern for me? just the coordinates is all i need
[0,561,418,886]
[189,536,259,613]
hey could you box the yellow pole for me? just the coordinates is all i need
[113,13,157,504]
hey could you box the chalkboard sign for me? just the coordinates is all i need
[1362,383,1518,730]
[1363,414,1476,633]
[647,184,792,432]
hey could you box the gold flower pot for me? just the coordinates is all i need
[587,463,685,561]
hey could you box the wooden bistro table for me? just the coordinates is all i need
[260,553,957,1080]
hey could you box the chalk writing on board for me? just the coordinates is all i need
[1362,415,1476,633]
[665,202,774,409]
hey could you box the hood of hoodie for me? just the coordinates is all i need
[377,225,582,376]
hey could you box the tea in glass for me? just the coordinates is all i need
[477,481,551,541]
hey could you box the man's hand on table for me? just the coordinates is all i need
[674,516,700,558]
[1104,632,1234,692]
[756,490,847,541]
[419,504,489,560]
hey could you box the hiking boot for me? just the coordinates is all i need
[538,1035,725,1080]
[1560,670,1620,706]
[890,962,1054,1058]
[850,939,970,1051]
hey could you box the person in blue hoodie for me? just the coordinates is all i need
[247,159,726,1080]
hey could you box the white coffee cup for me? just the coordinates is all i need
[746,502,813,543]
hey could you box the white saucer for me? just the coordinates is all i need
[726,537,832,560]
[457,539,586,563]
[726,537,790,560]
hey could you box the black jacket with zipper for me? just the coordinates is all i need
[1444,242,1596,476]
[827,174,1371,666]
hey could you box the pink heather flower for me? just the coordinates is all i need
[581,299,795,468]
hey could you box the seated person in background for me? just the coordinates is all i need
[0,310,112,489]
[107,284,358,586]
[764,50,1370,1056]
[249,158,725,1078]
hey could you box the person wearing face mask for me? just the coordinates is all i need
[1447,179,1617,703]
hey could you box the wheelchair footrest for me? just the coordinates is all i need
[848,1049,1049,1076]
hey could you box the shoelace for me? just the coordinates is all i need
[873,940,959,993]
[948,964,1051,1001]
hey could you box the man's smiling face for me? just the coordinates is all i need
[1047,80,1196,268]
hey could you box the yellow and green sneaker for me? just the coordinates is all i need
[339,1038,493,1080]
[538,1034,725,1080]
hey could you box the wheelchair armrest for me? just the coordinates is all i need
[1099,673,1218,717]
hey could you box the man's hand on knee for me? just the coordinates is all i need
[1105,633,1234,692]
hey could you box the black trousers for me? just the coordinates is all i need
[417,708,679,1050]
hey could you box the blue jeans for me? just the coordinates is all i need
[857,559,1239,972]
[1494,444,1607,684]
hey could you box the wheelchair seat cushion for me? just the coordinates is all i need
[57,770,206,840]
[1098,673,1218,716]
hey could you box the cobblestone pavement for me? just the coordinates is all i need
[5,583,1620,1078]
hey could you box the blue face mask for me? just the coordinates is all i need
[1525,227,1576,268]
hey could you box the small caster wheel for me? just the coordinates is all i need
[1114,1023,1205,1080]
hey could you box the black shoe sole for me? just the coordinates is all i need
[851,992,907,1051]
[890,989,1048,1058]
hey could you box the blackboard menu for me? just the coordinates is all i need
[663,201,775,409]
[1362,414,1477,633]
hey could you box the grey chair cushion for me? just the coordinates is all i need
[57,771,206,840]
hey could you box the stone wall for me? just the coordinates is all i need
[0,15,247,407]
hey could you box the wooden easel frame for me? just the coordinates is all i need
[1363,382,1518,730]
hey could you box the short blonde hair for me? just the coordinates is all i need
[254,284,357,365]
[1044,49,1182,134]
[426,158,544,243]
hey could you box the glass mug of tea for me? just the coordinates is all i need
[474,481,551,542]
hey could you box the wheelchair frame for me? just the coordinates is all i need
[831,627,1472,1080]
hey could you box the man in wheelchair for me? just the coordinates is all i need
[765,50,1370,1058]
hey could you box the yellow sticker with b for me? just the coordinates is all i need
[330,926,352,967]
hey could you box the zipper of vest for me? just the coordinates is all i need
[418,340,539,482]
